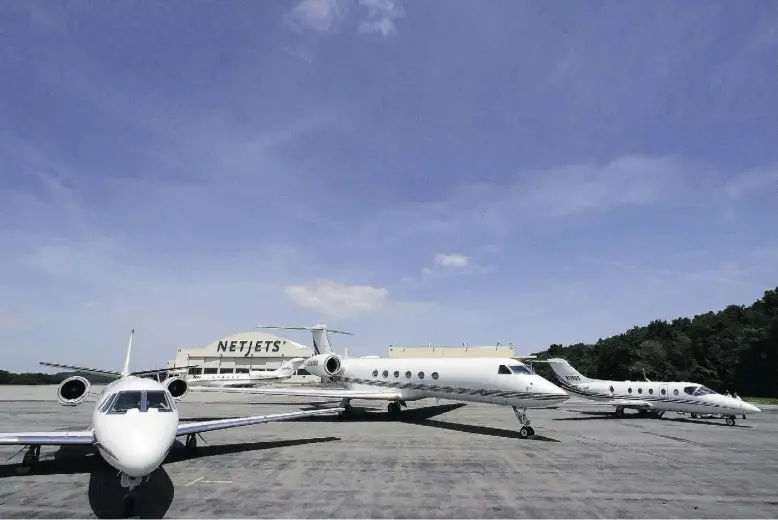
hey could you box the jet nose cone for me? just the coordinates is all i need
[744,402,761,414]
[121,440,171,477]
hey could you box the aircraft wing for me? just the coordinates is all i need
[0,430,95,446]
[130,366,200,377]
[190,385,405,400]
[606,399,653,409]
[176,407,344,436]
[39,362,121,378]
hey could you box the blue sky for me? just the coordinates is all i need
[1,1,776,371]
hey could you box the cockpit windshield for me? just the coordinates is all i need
[692,386,717,397]
[509,365,532,375]
[106,390,174,414]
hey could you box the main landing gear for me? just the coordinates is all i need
[21,445,40,468]
[387,401,405,415]
[185,433,197,452]
[338,398,353,418]
[512,406,535,439]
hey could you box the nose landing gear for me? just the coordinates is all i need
[512,406,535,438]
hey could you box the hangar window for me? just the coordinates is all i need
[187,367,200,375]
[509,365,532,375]
[418,371,425,379]
[203,368,218,375]
[673,389,679,396]
[405,371,412,379]
[372,370,379,377]
[394,371,400,378]
[296,369,310,376]
[648,388,654,395]
[498,365,512,374]
[382,370,389,378]
[637,388,643,394]
[432,372,439,380]
[661,388,666,395]
[628,387,632,393]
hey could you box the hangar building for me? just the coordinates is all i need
[167,331,319,384]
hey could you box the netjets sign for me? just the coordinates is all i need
[217,340,284,357]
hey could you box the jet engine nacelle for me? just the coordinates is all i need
[163,376,189,401]
[57,376,91,406]
[302,353,343,378]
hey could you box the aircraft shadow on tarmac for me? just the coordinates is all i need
[183,403,562,442]
[554,410,755,428]
[0,436,340,519]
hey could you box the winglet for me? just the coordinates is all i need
[120,329,134,377]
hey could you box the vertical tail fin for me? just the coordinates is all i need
[120,329,134,377]
[542,358,592,385]
[254,324,353,356]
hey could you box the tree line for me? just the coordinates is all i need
[0,370,115,385]
[531,286,778,398]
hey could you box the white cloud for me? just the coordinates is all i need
[284,279,389,318]
[285,0,404,36]
[358,0,405,36]
[0,314,28,331]
[434,253,470,268]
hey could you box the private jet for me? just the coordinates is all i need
[539,357,761,426]
[0,330,343,515]
[191,325,569,438]
[170,357,307,388]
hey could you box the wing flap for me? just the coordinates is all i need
[176,407,344,436]
[189,386,404,400]
[609,399,653,408]
[0,430,94,446]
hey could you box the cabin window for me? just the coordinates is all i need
[382,370,389,378]
[418,371,425,379]
[638,388,643,394]
[393,371,400,378]
[628,387,632,393]
[648,388,654,394]
[673,389,679,396]
[405,371,412,379]
[661,388,666,395]
[509,365,532,375]
[146,391,173,412]
[432,372,439,380]
[498,365,512,374]
[609,386,614,393]
[372,370,378,377]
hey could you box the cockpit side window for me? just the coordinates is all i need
[692,386,717,397]
[498,365,512,374]
[683,386,699,396]
[99,393,118,413]
[509,365,532,375]
[108,391,144,414]
[146,391,173,412]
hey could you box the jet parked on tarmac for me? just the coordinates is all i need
[170,357,306,388]
[0,329,343,516]
[191,325,569,439]
[539,357,761,426]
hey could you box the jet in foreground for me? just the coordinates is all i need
[539,357,760,425]
[0,329,343,515]
[191,325,569,438]
[171,357,306,388]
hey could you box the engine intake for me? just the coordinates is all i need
[164,376,189,401]
[302,353,343,378]
[57,376,90,406]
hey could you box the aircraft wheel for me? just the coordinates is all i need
[527,427,535,437]
[185,435,197,451]
[518,426,530,439]
[615,407,625,418]
[22,446,39,467]
[122,493,136,518]
[387,402,401,414]
[726,417,736,426]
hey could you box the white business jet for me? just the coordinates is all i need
[191,325,569,439]
[172,357,306,388]
[0,329,343,514]
[539,357,761,426]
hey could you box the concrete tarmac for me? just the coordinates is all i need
[1,385,777,518]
